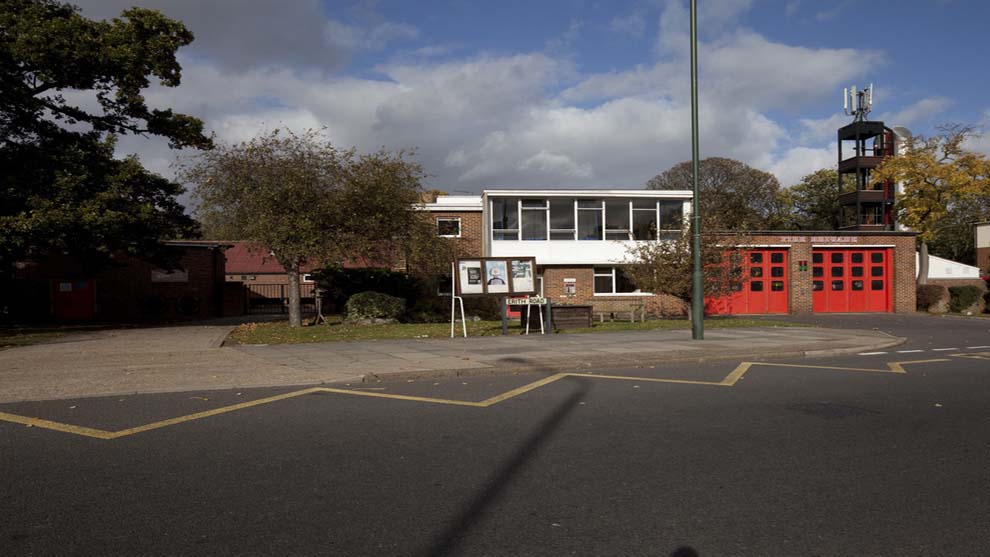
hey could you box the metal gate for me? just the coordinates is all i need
[705,249,789,315]
[245,283,316,315]
[812,248,892,313]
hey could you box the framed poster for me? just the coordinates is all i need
[484,260,509,293]
[510,259,534,293]
[457,260,484,295]
[453,257,537,296]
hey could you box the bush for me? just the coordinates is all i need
[916,284,948,312]
[345,291,406,322]
[948,285,985,313]
[312,267,422,312]
[405,295,503,323]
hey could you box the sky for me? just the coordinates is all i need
[72,0,990,199]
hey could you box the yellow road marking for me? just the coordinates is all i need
[951,351,990,360]
[0,358,952,441]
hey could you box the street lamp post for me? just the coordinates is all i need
[690,0,704,340]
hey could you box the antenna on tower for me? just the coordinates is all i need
[843,83,873,121]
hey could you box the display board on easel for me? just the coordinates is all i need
[454,257,537,296]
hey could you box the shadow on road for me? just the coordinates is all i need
[426,378,590,556]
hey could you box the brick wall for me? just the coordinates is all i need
[540,266,685,317]
[977,247,990,274]
[431,211,483,257]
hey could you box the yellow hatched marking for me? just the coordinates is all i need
[0,358,949,441]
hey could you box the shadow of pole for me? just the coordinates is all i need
[426,380,589,556]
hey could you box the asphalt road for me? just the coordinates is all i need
[2,314,990,555]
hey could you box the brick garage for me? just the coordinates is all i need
[9,242,229,322]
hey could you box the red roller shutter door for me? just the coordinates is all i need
[705,249,789,315]
[811,248,892,313]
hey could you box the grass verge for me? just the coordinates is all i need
[227,316,808,345]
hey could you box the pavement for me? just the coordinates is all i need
[0,320,904,403]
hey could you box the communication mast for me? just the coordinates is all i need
[836,84,896,230]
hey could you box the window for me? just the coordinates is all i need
[871,280,884,290]
[812,267,823,277]
[605,200,630,240]
[751,281,763,292]
[632,199,657,240]
[771,267,784,277]
[770,252,784,264]
[437,217,461,237]
[750,253,763,264]
[751,267,763,277]
[852,280,864,291]
[302,274,315,283]
[831,267,844,277]
[851,267,864,277]
[871,252,884,263]
[871,266,884,277]
[437,275,453,296]
[521,199,548,240]
[492,197,519,240]
[813,252,823,264]
[831,252,843,263]
[549,199,575,240]
[593,267,644,294]
[812,280,824,291]
[578,200,603,240]
[771,281,784,291]
[851,253,864,264]
[831,280,844,291]
[658,201,683,240]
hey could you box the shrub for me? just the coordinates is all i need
[312,267,421,312]
[949,285,985,313]
[916,284,948,312]
[345,291,406,322]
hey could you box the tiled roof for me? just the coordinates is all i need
[223,242,320,275]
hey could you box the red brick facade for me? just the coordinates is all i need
[977,247,990,275]
[431,211,483,257]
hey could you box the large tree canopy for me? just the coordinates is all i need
[185,129,453,327]
[781,168,854,231]
[874,124,990,284]
[0,0,211,270]
[646,157,788,230]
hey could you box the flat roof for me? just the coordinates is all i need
[483,189,692,198]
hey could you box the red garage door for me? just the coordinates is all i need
[706,249,789,315]
[812,248,892,313]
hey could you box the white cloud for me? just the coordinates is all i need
[962,109,990,155]
[880,96,952,126]
[768,145,836,188]
[609,14,646,38]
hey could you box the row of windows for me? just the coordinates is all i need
[492,198,684,241]
[813,251,884,264]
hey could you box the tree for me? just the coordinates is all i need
[1,0,211,271]
[185,129,452,327]
[646,157,789,230]
[624,230,748,316]
[927,194,990,264]
[783,169,855,230]
[874,124,990,284]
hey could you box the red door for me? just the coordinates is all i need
[706,249,789,314]
[812,249,891,313]
[52,279,95,320]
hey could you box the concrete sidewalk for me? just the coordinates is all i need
[0,324,903,403]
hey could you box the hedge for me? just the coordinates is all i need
[948,285,984,313]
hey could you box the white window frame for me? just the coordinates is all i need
[437,217,462,238]
[593,266,653,296]
[520,199,549,241]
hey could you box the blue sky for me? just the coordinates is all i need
[74,0,990,194]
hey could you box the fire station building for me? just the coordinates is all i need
[418,191,917,316]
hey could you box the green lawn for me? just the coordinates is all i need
[227,316,808,345]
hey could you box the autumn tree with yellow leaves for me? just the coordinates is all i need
[874,125,990,284]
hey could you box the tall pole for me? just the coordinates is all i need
[689,0,704,340]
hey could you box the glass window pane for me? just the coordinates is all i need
[578,209,602,240]
[750,281,763,292]
[521,199,546,208]
[594,275,613,294]
[750,252,763,264]
[871,252,884,263]
[771,281,784,291]
[871,266,883,277]
[659,201,683,229]
[812,281,824,291]
[770,252,784,263]
[632,198,656,209]
[751,267,763,277]
[871,280,884,290]
[578,199,602,209]
[852,280,864,291]
[494,231,517,241]
[549,199,574,230]
[831,267,844,277]
[812,267,823,277]
[813,253,823,264]
[831,280,844,291]
[831,252,843,263]
[771,267,784,277]
[492,197,518,229]
[632,211,656,240]
[521,210,547,240]
[606,231,629,241]
[851,253,864,263]
[437,218,460,237]
[851,267,863,277]
[605,200,629,230]
[616,269,638,293]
